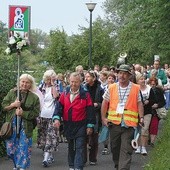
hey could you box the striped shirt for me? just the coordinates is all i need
[103,81,141,104]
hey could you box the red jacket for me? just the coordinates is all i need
[53,85,96,138]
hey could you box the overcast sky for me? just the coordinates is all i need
[1,0,105,35]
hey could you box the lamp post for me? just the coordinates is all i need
[86,2,96,69]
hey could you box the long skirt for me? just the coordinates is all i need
[149,114,159,135]
[37,117,59,152]
[6,116,32,169]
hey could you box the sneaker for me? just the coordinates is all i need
[69,168,74,170]
[47,156,54,164]
[141,147,147,156]
[135,146,141,154]
[102,148,110,155]
[58,136,63,143]
[90,161,96,165]
[64,137,68,143]
[42,160,49,167]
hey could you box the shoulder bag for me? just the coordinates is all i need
[0,121,13,140]
[156,107,167,119]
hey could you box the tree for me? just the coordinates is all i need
[0,21,8,53]
[29,29,50,54]
[103,0,170,65]
[66,17,115,70]
[44,28,70,72]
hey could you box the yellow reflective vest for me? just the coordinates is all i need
[108,83,140,127]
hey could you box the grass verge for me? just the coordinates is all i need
[144,110,170,170]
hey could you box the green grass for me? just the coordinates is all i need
[144,110,170,170]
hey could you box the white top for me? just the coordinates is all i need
[140,85,151,101]
[164,78,170,92]
[40,87,55,118]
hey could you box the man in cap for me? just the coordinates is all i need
[101,64,144,170]
[148,60,167,85]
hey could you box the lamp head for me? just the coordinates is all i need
[86,2,97,12]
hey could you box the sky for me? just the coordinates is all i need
[1,0,105,35]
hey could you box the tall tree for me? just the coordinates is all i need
[44,28,70,72]
[0,21,8,53]
[103,0,170,65]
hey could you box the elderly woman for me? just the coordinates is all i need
[147,69,162,87]
[2,74,40,170]
[135,74,155,155]
[148,77,166,147]
[37,69,59,167]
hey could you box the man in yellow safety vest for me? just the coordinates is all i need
[101,64,144,170]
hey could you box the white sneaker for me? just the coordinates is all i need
[102,148,110,155]
[135,146,141,154]
[141,147,147,155]
[47,156,54,164]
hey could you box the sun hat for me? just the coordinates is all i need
[116,64,132,74]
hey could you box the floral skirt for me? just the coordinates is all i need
[37,117,59,152]
[6,116,32,169]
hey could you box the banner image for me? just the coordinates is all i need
[9,5,31,39]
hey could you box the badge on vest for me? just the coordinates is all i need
[116,103,125,114]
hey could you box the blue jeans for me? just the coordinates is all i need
[164,91,170,110]
[68,136,85,170]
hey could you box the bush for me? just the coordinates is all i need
[0,55,17,157]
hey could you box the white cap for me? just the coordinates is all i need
[154,55,160,61]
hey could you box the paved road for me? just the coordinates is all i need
[0,141,150,170]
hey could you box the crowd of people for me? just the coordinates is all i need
[1,58,170,170]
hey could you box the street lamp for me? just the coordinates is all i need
[86,1,96,69]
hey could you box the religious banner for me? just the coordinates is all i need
[9,5,31,39]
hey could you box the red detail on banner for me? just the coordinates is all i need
[9,6,27,29]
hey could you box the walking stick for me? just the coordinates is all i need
[16,51,21,138]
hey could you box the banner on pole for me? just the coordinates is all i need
[9,5,31,39]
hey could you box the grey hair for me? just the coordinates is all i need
[43,69,57,81]
[69,72,82,81]
[151,69,158,75]
[75,65,83,72]
[20,73,36,91]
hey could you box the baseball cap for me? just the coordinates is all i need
[116,64,132,74]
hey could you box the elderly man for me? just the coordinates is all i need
[53,72,96,170]
[101,64,144,170]
[148,60,167,85]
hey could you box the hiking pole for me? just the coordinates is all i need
[16,52,21,138]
